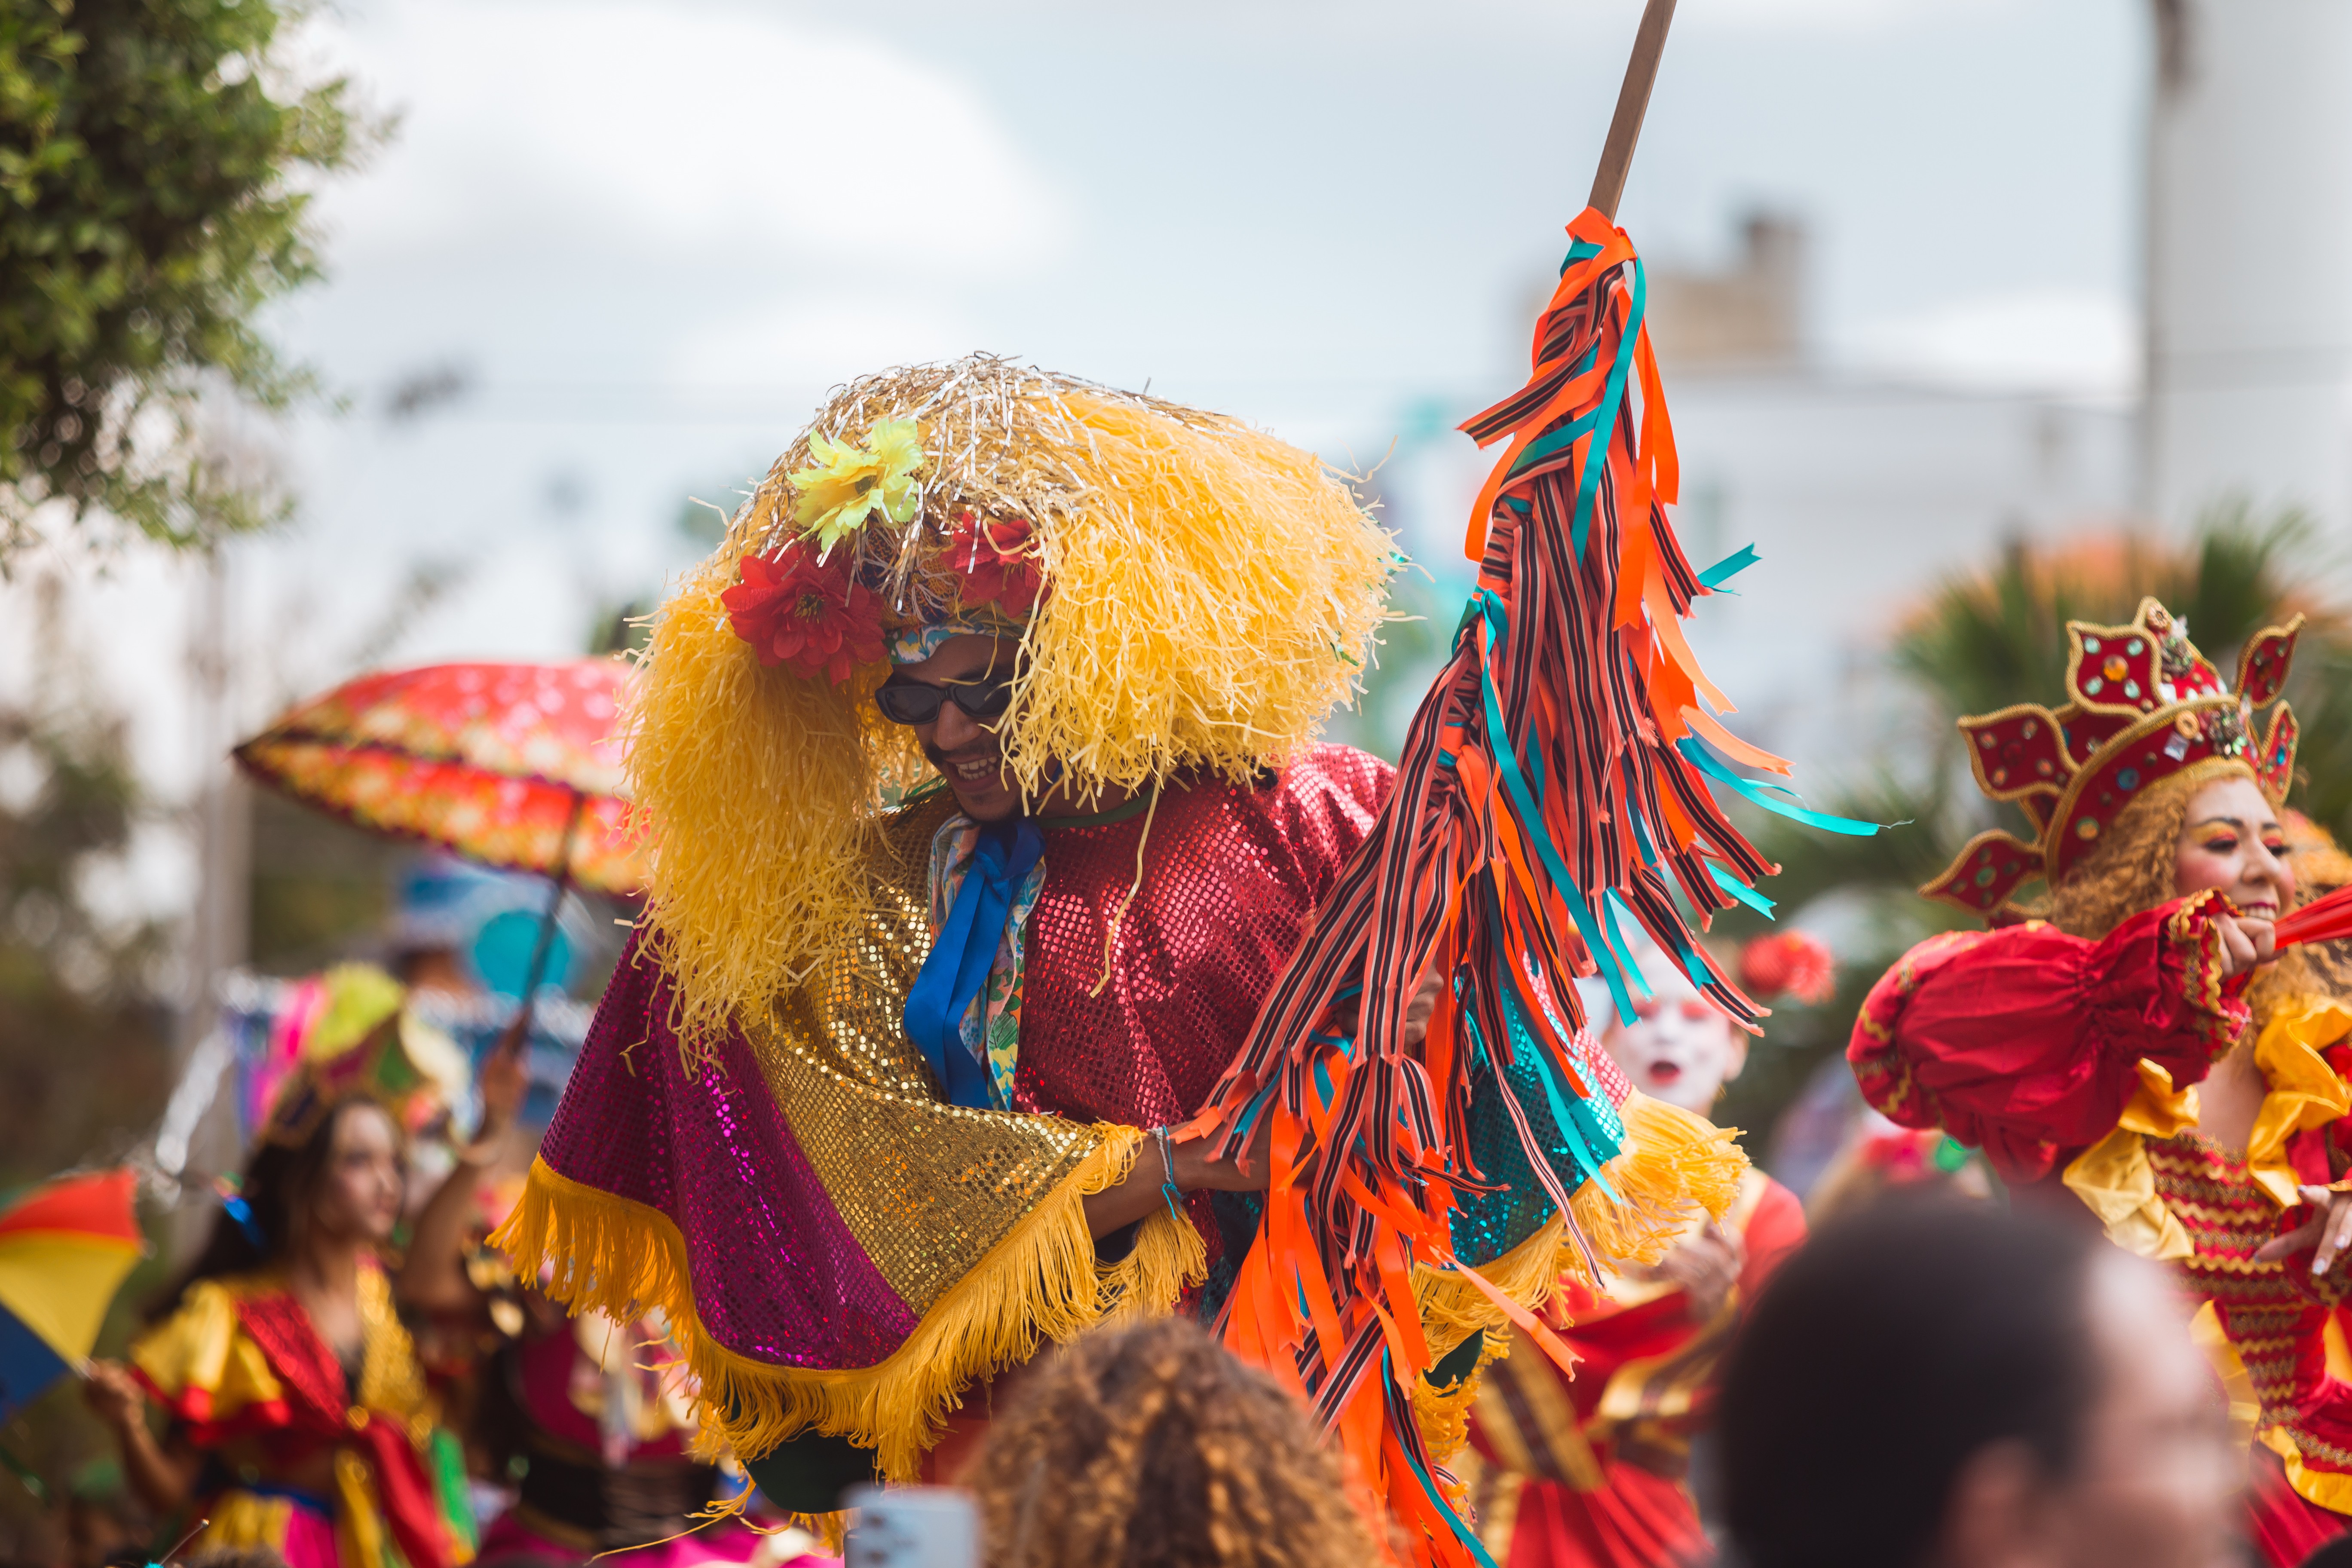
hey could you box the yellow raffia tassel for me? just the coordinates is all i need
[620,556,929,1062]
[1004,392,1393,802]
[625,356,1396,1060]
[491,1130,1202,1482]
[1412,1330,1509,1468]
[1563,1092,1748,1286]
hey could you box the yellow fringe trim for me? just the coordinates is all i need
[1414,1090,1749,1355]
[1412,1329,1509,1469]
[491,1129,1203,1482]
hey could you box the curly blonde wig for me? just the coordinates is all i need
[2042,763,2236,940]
[966,1316,1378,1568]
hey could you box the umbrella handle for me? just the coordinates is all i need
[511,788,587,1046]
[1588,0,1678,222]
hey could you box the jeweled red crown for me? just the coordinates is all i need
[1922,596,2300,919]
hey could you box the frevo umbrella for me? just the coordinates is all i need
[234,659,645,1028]
[0,1170,142,1421]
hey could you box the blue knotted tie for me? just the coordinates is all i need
[903,817,1044,1108]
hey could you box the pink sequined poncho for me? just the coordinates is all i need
[504,746,1391,1479]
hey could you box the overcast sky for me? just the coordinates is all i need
[14,0,2151,904]
[243,0,2144,663]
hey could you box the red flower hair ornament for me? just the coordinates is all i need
[721,543,886,684]
[1737,929,1837,1006]
[948,511,1043,615]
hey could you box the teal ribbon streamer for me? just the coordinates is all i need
[1498,975,1621,1197]
[1384,1350,1505,1568]
[1566,254,1646,560]
[1699,543,1762,590]
[1709,861,1777,918]
[1473,589,1638,1025]
[1676,737,1884,838]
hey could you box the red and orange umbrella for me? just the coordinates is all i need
[234,659,645,898]
[235,661,646,1030]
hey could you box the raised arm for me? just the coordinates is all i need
[1849,892,2255,1184]
[396,1028,529,1315]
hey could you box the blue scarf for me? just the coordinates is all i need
[902,816,1044,1108]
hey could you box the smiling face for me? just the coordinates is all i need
[891,634,1024,822]
[2172,773,2294,918]
[1601,980,1747,1116]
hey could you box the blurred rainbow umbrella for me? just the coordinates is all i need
[235,660,645,1027]
[0,1170,143,1420]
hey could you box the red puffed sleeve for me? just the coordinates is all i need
[1847,891,2250,1184]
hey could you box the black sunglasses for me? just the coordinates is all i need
[873,674,1017,726]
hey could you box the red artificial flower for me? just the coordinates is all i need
[946,511,1044,615]
[721,543,886,684]
[1737,929,1837,1006]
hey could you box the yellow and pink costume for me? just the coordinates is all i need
[132,1261,466,1568]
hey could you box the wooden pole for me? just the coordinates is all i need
[1587,0,1678,221]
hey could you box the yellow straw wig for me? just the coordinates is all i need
[628,356,1398,1058]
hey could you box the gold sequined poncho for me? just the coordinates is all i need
[496,747,1744,1482]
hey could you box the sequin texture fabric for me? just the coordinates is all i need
[533,746,1390,1372]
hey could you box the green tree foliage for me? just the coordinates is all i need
[0,0,372,557]
[1716,506,2352,1143]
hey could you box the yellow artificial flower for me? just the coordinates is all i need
[789,419,924,554]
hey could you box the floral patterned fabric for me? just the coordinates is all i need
[923,812,1046,1110]
[234,661,644,896]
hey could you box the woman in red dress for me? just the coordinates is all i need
[1850,597,2352,1566]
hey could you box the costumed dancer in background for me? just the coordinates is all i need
[1848,597,2352,1566]
[487,353,1758,1556]
[83,970,474,1568]
[1465,936,1807,1568]
[399,1038,772,1568]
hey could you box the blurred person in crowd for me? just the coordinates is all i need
[1804,1115,1994,1224]
[81,974,472,1568]
[184,1549,291,1568]
[57,1459,150,1568]
[1461,934,1808,1567]
[397,1043,770,1568]
[1848,598,2352,1563]
[963,1315,1373,1568]
[1718,1201,2239,1568]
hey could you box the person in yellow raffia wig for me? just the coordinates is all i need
[491,355,1747,1528]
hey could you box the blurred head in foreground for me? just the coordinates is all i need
[966,1315,1373,1568]
[1718,1202,2238,1568]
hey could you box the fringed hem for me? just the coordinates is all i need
[1568,1092,1749,1281]
[1412,1329,1508,1468]
[1416,1215,1572,1360]
[490,1127,1196,1481]
[1102,1203,1211,1320]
